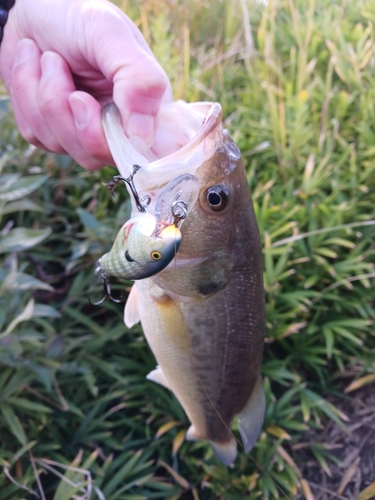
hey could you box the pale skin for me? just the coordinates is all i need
[0,0,173,170]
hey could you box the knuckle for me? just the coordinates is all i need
[79,128,107,159]
[21,129,39,146]
[75,154,104,170]
[38,92,58,117]
[11,71,31,97]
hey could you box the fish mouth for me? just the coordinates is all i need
[150,103,222,167]
[102,101,225,203]
[133,102,224,193]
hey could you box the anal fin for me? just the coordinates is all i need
[210,437,237,466]
[187,426,237,466]
[237,375,265,453]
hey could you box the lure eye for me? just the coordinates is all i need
[151,251,162,261]
[204,185,228,212]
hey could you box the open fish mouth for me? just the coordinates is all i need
[101,101,224,196]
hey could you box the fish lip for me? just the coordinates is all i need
[149,102,222,169]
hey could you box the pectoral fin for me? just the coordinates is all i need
[146,365,171,390]
[124,284,140,328]
[237,375,265,453]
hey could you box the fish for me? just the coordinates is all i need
[102,101,265,465]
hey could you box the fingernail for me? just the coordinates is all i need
[15,40,34,66]
[70,95,89,129]
[127,113,155,146]
[41,52,57,79]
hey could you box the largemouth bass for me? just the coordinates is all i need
[102,101,265,465]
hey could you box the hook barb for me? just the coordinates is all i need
[102,165,150,213]
[89,266,125,305]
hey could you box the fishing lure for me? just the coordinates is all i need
[96,172,199,282]
[90,104,200,302]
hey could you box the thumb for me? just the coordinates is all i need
[113,49,172,146]
[93,17,173,147]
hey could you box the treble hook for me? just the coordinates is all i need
[88,266,125,305]
[151,199,189,238]
[102,165,151,213]
[171,200,188,226]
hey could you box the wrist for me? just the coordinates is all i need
[0,0,15,44]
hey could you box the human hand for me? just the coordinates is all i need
[0,0,173,169]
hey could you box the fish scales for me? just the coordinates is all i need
[148,148,264,446]
[107,101,265,465]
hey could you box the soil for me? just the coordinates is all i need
[295,382,375,500]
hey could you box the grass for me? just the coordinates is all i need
[1,0,375,498]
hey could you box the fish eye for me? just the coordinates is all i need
[151,251,162,261]
[204,185,228,212]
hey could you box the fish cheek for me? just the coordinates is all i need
[153,256,229,299]
[194,259,229,298]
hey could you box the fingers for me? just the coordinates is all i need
[10,39,108,169]
[113,53,171,146]
[38,52,106,170]
[68,91,115,168]
[92,16,174,147]
[11,39,63,152]
[3,1,175,168]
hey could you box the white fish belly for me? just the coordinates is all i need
[135,279,208,438]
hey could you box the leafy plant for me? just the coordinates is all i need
[1,0,374,499]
